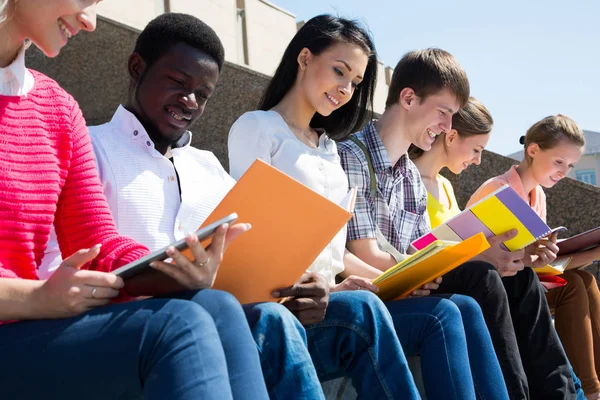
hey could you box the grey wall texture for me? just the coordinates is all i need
[27,17,600,274]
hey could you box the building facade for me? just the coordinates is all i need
[95,0,393,113]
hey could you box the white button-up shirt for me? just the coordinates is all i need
[228,110,349,284]
[39,106,235,276]
[0,45,35,96]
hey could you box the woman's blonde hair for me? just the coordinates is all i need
[0,0,10,25]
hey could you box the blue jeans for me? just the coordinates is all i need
[245,302,325,399]
[0,290,268,400]
[306,291,421,399]
[166,290,269,399]
[386,295,509,400]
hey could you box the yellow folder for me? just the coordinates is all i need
[374,233,490,301]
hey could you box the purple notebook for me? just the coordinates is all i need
[412,185,551,251]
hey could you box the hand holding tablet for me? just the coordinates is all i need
[112,213,239,281]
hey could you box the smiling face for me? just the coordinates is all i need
[401,88,461,151]
[527,140,584,188]
[127,41,220,148]
[444,130,491,174]
[12,0,100,57]
[299,42,368,117]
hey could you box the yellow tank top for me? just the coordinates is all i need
[427,175,461,229]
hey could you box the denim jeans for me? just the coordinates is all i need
[305,291,422,399]
[435,262,576,400]
[166,290,269,399]
[0,290,267,400]
[244,301,325,400]
[386,295,509,400]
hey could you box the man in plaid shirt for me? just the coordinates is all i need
[338,48,576,400]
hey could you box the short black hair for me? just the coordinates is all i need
[134,13,225,71]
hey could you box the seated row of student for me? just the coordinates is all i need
[38,13,428,400]
[333,50,580,399]
[463,113,600,400]
[409,98,590,399]
[36,10,510,400]
[228,16,510,400]
[0,2,272,400]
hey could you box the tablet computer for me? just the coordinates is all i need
[112,213,238,279]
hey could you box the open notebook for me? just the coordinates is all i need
[557,226,600,256]
[411,185,552,252]
[374,233,490,301]
[180,159,356,304]
[534,256,572,276]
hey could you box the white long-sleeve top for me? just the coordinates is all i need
[228,110,348,284]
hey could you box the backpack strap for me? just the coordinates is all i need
[348,136,404,263]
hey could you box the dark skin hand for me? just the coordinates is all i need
[272,272,329,326]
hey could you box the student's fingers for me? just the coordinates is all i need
[150,260,190,286]
[82,285,120,299]
[283,297,319,311]
[181,232,213,267]
[273,275,326,298]
[275,284,323,300]
[540,240,559,254]
[75,270,125,290]
[60,244,102,271]
[511,248,525,260]
[434,276,443,284]
[410,289,431,297]
[204,224,229,262]
[488,230,518,247]
[222,223,251,251]
[549,231,559,244]
[421,280,440,291]
[536,247,557,264]
[167,246,199,274]
[347,276,379,293]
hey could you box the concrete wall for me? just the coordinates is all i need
[240,0,297,76]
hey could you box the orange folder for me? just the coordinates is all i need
[374,233,490,301]
[183,159,353,304]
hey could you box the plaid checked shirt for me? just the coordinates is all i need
[338,121,431,254]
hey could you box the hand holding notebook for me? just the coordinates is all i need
[411,185,556,253]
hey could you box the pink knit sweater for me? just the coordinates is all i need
[0,71,148,281]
